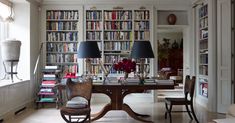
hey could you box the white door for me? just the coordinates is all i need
[217,0,232,113]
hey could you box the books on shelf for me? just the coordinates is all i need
[134,10,150,20]
[39,98,55,102]
[45,65,58,69]
[47,32,78,42]
[41,80,56,87]
[104,10,132,20]
[47,10,79,20]
[86,10,102,20]
[40,88,53,93]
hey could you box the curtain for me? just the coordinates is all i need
[0,2,11,21]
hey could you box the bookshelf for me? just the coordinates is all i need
[103,9,133,75]
[85,9,103,76]
[134,9,151,72]
[83,6,153,79]
[45,9,79,76]
[198,4,208,98]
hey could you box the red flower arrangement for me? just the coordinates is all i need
[113,59,136,73]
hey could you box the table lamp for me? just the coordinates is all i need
[130,41,155,84]
[77,41,101,79]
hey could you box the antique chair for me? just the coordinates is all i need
[164,75,199,123]
[60,78,92,123]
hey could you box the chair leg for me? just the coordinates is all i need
[165,103,168,119]
[165,102,173,123]
[169,104,173,123]
[185,104,193,120]
[190,103,199,123]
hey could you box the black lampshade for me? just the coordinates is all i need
[130,41,155,58]
[77,41,101,58]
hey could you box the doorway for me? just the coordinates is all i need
[157,27,183,80]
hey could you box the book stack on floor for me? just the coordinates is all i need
[36,66,60,108]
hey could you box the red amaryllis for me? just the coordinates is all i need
[113,59,136,73]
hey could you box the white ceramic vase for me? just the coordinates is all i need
[0,39,21,66]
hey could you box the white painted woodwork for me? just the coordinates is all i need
[207,0,217,112]
[217,0,232,113]
[194,0,217,112]
[0,81,31,119]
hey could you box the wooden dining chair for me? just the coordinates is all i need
[164,75,199,123]
[60,78,92,123]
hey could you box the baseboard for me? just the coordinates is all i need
[0,100,34,122]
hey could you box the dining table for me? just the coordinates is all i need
[91,80,174,123]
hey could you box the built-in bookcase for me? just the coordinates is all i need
[198,4,208,98]
[84,7,152,79]
[45,10,79,75]
[134,9,151,72]
[85,9,103,76]
[103,9,133,74]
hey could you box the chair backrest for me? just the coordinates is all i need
[184,75,196,101]
[66,78,92,101]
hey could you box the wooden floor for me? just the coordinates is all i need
[4,101,225,123]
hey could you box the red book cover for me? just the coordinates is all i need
[42,80,56,84]
[112,11,116,20]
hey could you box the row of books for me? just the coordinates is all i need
[134,21,150,30]
[61,65,78,75]
[199,4,208,18]
[47,43,78,52]
[86,21,101,30]
[134,11,150,20]
[91,58,100,64]
[199,82,208,97]
[41,80,56,87]
[104,21,132,30]
[104,31,132,40]
[86,11,102,20]
[104,41,131,51]
[46,22,78,31]
[199,65,208,75]
[86,32,101,40]
[199,17,208,29]
[200,30,208,39]
[47,32,78,42]
[46,54,77,63]
[91,65,102,74]
[47,10,79,20]
[134,31,150,40]
[104,55,126,63]
[200,54,208,64]
[199,41,208,50]
[104,10,132,20]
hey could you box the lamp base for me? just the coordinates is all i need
[139,78,145,85]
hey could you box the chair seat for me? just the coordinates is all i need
[66,97,88,108]
[60,106,90,116]
[165,97,191,105]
